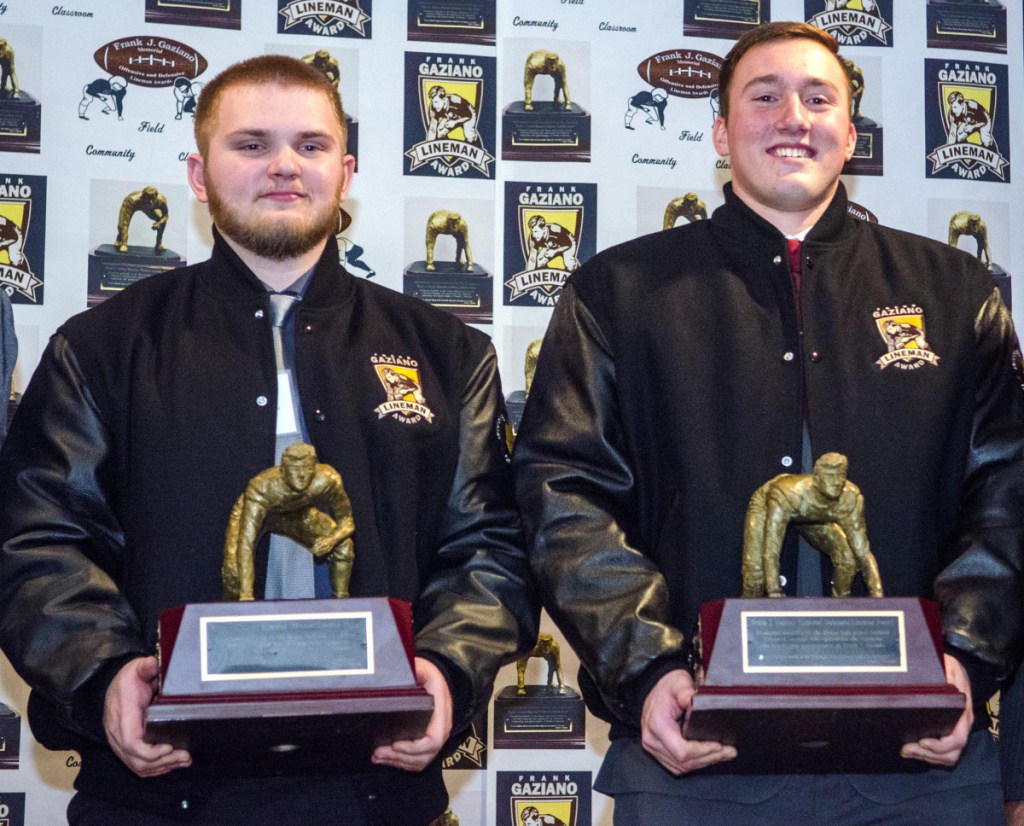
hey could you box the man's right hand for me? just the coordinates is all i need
[640,669,736,775]
[103,656,192,777]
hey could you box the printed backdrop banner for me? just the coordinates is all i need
[0,2,1022,824]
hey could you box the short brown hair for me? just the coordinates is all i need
[717,22,848,120]
[194,54,347,155]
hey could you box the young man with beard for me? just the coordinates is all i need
[513,22,1024,824]
[0,56,536,824]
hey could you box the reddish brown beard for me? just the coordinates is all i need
[206,184,340,262]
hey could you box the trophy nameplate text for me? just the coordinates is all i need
[991,265,1011,310]
[0,701,21,770]
[501,101,591,163]
[845,117,884,177]
[145,597,433,769]
[408,0,496,45]
[87,246,186,306]
[926,0,1007,54]
[403,262,493,324]
[0,91,40,155]
[145,0,242,30]
[684,597,964,772]
[683,0,767,40]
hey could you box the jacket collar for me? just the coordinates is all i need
[204,226,354,309]
[713,181,852,249]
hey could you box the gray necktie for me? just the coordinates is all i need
[264,291,315,599]
[268,292,298,372]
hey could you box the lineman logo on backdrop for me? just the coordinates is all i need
[371,355,435,424]
[277,0,371,38]
[926,60,1009,182]
[0,792,25,826]
[807,0,893,47]
[497,772,590,826]
[504,183,596,307]
[873,306,940,370]
[0,176,44,304]
[404,53,495,179]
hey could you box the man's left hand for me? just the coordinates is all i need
[900,653,972,767]
[371,657,452,772]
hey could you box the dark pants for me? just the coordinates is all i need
[611,774,1005,826]
[599,730,1004,826]
[68,774,379,826]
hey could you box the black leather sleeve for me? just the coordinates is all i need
[0,334,148,742]
[512,283,688,727]
[414,343,539,728]
[936,288,1024,693]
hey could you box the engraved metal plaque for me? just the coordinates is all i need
[202,612,371,681]
[743,611,904,673]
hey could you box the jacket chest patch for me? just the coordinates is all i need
[371,354,435,424]
[873,305,940,371]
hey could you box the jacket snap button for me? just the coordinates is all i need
[781,455,793,468]
[809,351,821,363]
[256,395,268,407]
[783,351,795,362]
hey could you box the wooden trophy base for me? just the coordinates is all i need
[684,598,964,773]
[404,262,493,324]
[145,598,433,770]
[501,102,591,163]
[147,687,432,771]
[493,685,585,750]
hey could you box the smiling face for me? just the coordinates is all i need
[187,81,353,263]
[712,38,856,235]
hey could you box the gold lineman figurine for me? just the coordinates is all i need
[424,209,472,272]
[222,443,355,601]
[742,452,884,599]
[516,632,564,695]
[115,186,169,254]
[523,50,570,111]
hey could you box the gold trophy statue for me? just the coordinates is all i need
[506,339,542,436]
[495,629,583,749]
[222,443,355,601]
[116,187,169,254]
[405,208,491,323]
[302,49,340,88]
[741,452,884,599]
[424,210,472,272]
[685,453,965,772]
[515,633,564,696]
[663,193,708,230]
[89,186,185,305]
[144,458,431,766]
[503,48,590,161]
[523,51,570,112]
[0,34,41,153]
[948,211,992,270]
